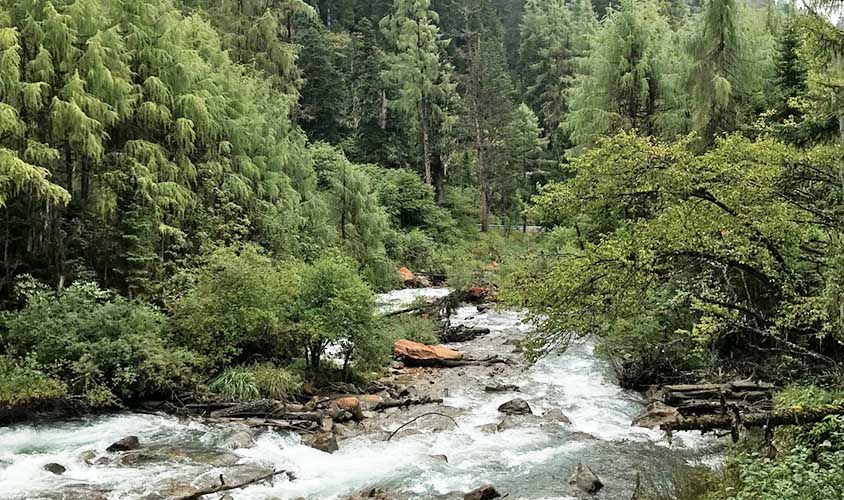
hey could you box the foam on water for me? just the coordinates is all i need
[0,290,723,500]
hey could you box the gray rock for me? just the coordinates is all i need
[43,463,66,475]
[78,450,98,465]
[477,423,499,434]
[543,408,572,424]
[497,414,542,431]
[632,401,682,429]
[463,485,501,499]
[497,398,532,415]
[568,463,604,493]
[430,454,449,463]
[221,430,256,449]
[106,436,140,453]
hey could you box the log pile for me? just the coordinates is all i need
[660,381,775,416]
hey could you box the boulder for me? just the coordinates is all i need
[221,430,256,449]
[394,339,464,365]
[476,304,491,313]
[221,496,234,500]
[43,463,66,475]
[336,397,365,421]
[543,408,572,424]
[464,485,501,500]
[304,431,339,453]
[497,398,532,416]
[484,383,519,393]
[398,267,415,282]
[430,454,449,463]
[633,401,682,429]
[497,414,542,431]
[568,463,604,493]
[106,436,140,453]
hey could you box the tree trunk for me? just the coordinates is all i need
[420,107,432,186]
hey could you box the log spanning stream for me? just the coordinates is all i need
[0,289,724,500]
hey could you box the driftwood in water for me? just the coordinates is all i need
[441,325,492,343]
[377,396,444,410]
[386,412,459,441]
[662,404,844,433]
[175,469,292,499]
[436,355,516,368]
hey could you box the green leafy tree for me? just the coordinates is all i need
[291,255,376,374]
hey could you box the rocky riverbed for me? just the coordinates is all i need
[0,288,724,500]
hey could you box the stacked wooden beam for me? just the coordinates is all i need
[661,381,775,416]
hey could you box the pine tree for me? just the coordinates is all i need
[498,103,547,231]
[380,0,457,190]
[564,0,684,152]
[687,0,745,141]
[297,20,350,143]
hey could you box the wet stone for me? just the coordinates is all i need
[43,463,66,475]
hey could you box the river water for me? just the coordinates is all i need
[0,288,723,500]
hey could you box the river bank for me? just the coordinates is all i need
[0,289,724,500]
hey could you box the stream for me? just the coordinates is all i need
[0,288,724,500]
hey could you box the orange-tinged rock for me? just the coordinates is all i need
[393,339,464,365]
[335,396,364,420]
[398,267,414,281]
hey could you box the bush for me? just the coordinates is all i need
[381,315,440,345]
[169,245,301,366]
[208,367,260,401]
[208,364,303,401]
[252,363,303,400]
[2,278,200,402]
[0,356,67,406]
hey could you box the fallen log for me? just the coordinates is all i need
[175,469,292,500]
[662,404,844,433]
[378,396,444,410]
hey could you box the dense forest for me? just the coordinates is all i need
[3,0,844,498]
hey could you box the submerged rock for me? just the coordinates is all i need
[633,401,682,429]
[346,488,396,500]
[568,463,604,493]
[463,485,501,499]
[543,408,572,424]
[106,436,140,452]
[305,431,339,453]
[431,454,449,463]
[497,398,532,415]
[221,429,256,449]
[43,463,66,475]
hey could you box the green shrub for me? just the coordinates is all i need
[2,278,200,402]
[381,315,440,345]
[0,357,67,406]
[252,363,303,399]
[208,368,260,401]
[169,245,301,366]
